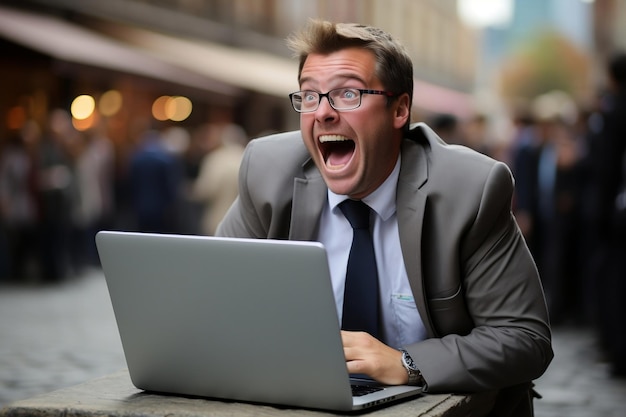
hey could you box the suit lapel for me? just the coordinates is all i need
[289,160,327,241]
[397,137,436,337]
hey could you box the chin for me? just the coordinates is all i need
[324,178,356,197]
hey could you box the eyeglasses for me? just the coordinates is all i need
[289,88,396,113]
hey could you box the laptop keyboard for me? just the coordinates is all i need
[351,384,384,397]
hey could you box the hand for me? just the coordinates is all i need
[341,330,408,385]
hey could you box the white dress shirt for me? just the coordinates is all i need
[316,158,427,349]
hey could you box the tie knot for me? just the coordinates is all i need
[339,199,371,230]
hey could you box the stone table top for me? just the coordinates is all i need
[0,370,496,417]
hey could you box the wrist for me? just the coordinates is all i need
[400,349,425,386]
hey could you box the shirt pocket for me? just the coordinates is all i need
[390,293,426,346]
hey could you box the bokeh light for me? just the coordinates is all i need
[151,95,193,122]
[152,95,170,121]
[166,96,192,122]
[99,90,123,117]
[71,95,96,120]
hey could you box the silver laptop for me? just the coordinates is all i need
[95,231,422,412]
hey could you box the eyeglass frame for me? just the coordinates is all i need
[288,88,397,113]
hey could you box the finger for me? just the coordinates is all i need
[340,330,357,345]
[346,357,368,375]
[341,330,375,346]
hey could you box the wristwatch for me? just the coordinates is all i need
[400,349,424,386]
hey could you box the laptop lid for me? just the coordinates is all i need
[96,231,421,411]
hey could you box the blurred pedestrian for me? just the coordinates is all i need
[589,52,626,377]
[128,129,181,234]
[36,109,78,282]
[508,103,538,244]
[511,91,584,325]
[460,113,493,156]
[72,119,115,269]
[162,126,198,235]
[0,120,40,281]
[429,113,460,145]
[191,123,247,235]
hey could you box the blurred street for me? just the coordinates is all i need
[0,269,625,416]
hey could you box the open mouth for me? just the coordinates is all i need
[319,135,355,168]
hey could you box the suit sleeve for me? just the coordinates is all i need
[407,162,553,392]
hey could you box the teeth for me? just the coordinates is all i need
[319,135,349,143]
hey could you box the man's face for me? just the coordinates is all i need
[298,47,410,199]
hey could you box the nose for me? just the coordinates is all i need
[314,95,338,122]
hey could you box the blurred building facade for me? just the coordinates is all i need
[0,0,478,146]
[1,0,625,155]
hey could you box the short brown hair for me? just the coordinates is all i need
[286,20,414,109]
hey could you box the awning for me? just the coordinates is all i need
[413,79,475,119]
[92,21,300,98]
[0,5,296,98]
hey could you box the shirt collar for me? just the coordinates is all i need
[328,157,400,222]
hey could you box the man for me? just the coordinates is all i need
[217,20,552,416]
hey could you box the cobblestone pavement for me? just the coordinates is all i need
[0,269,126,409]
[1,270,625,415]
[532,326,626,417]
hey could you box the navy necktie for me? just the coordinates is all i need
[339,199,380,339]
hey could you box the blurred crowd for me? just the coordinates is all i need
[0,112,247,284]
[1,52,626,377]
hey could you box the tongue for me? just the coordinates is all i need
[326,141,354,167]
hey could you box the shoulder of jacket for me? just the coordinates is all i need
[249,130,304,146]
[241,130,313,177]
[245,130,307,158]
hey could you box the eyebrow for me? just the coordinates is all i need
[299,74,367,88]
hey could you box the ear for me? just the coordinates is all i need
[392,93,411,130]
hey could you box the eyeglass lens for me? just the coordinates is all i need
[292,88,362,112]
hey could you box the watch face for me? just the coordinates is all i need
[402,351,418,370]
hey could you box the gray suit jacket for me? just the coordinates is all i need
[217,123,553,415]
